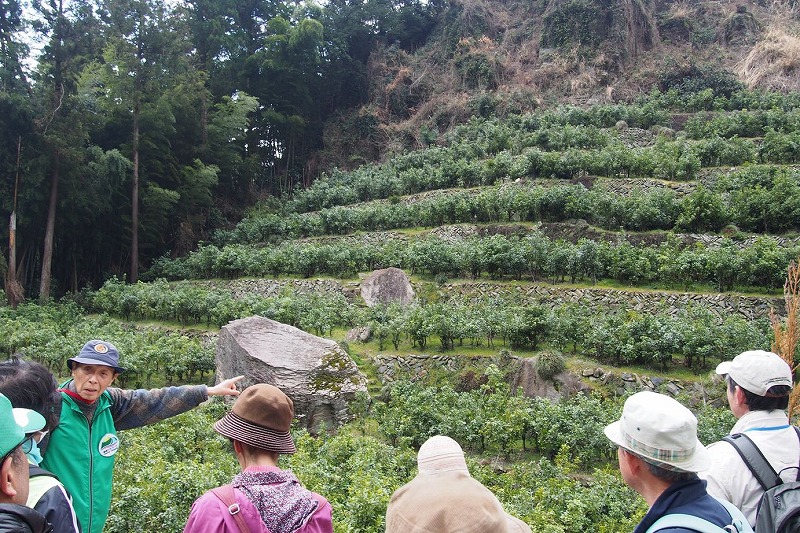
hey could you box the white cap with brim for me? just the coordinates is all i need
[12,408,46,434]
[716,350,793,396]
[604,391,710,473]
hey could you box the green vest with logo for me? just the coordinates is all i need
[41,382,119,533]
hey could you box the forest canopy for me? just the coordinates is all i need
[0,0,445,296]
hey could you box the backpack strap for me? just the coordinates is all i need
[794,426,800,483]
[723,432,782,491]
[210,484,253,533]
[714,496,753,533]
[645,497,754,533]
[646,513,729,532]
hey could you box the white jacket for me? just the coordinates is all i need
[700,409,800,526]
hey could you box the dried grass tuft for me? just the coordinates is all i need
[667,0,694,20]
[771,258,800,421]
[739,27,800,91]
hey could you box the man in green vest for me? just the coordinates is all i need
[41,339,243,533]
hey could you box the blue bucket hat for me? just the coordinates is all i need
[0,393,26,458]
[67,340,126,374]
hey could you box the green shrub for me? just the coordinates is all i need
[535,350,566,380]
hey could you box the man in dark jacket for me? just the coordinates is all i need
[0,392,51,533]
[604,391,749,533]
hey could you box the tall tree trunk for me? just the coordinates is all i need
[200,91,208,152]
[40,0,65,301]
[6,137,24,307]
[130,102,140,283]
[39,152,60,301]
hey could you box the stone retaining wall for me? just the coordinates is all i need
[372,353,718,404]
[442,282,784,320]
[197,277,784,321]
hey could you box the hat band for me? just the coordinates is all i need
[622,430,694,464]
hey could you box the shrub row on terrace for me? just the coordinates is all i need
[108,368,741,533]
[77,280,769,372]
[0,302,214,384]
[265,132,800,220]
[152,231,798,291]
[270,91,800,216]
[215,165,800,248]
[108,382,649,533]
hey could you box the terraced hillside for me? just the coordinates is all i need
[3,87,800,533]
[95,88,800,376]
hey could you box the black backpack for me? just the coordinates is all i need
[723,426,800,533]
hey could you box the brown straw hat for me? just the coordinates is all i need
[214,383,297,454]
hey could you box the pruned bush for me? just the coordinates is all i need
[535,350,566,380]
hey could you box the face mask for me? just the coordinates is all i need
[23,436,44,466]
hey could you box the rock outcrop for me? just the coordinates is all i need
[512,357,590,400]
[360,267,415,307]
[216,316,367,432]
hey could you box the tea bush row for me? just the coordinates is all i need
[277,114,799,215]
[368,301,767,371]
[85,277,357,335]
[287,89,800,212]
[108,386,660,533]
[109,371,736,532]
[81,280,770,371]
[153,232,799,291]
[0,302,214,384]
[217,166,800,247]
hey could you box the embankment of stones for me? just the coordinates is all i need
[441,283,784,321]
[216,316,368,432]
[192,277,784,321]
[374,353,723,405]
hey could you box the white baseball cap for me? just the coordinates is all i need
[12,408,46,434]
[604,391,710,472]
[716,350,793,396]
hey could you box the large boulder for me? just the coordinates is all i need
[216,316,367,432]
[511,357,589,400]
[360,267,415,307]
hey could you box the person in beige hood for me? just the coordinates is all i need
[385,435,530,533]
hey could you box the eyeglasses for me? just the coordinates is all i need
[21,436,36,455]
[20,430,48,455]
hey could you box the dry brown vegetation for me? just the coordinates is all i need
[770,258,800,421]
[317,0,800,169]
[739,27,800,91]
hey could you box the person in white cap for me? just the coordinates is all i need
[385,435,531,533]
[700,350,797,526]
[604,391,749,532]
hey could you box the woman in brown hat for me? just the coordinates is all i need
[183,384,333,533]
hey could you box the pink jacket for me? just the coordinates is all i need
[183,485,333,533]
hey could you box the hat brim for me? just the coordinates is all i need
[67,357,125,374]
[604,420,710,473]
[715,361,732,375]
[12,408,46,434]
[214,411,296,454]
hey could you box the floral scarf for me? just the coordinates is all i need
[232,468,319,533]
